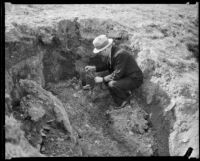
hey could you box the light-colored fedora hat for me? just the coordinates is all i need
[93,35,113,54]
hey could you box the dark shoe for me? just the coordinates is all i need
[116,94,133,109]
[83,84,91,90]
[113,101,127,109]
[120,100,129,108]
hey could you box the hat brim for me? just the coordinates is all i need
[93,39,113,54]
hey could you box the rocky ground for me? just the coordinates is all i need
[5,3,199,158]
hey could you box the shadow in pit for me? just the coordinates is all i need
[134,81,174,156]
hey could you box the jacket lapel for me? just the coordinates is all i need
[110,45,117,68]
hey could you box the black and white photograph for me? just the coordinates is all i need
[4,2,199,158]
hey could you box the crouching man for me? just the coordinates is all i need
[85,35,143,108]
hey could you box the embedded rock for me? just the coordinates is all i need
[19,79,73,137]
[5,115,45,159]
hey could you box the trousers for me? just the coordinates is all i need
[105,77,143,106]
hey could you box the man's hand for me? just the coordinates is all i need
[94,76,103,83]
[85,66,96,72]
[103,74,112,82]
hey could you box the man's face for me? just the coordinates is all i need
[99,47,110,57]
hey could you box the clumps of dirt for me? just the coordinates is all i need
[6,78,84,158]
[185,39,199,61]
[41,128,82,157]
[5,33,45,109]
[79,18,130,41]
[6,78,83,157]
[178,18,199,62]
[5,115,45,159]
[19,79,74,137]
[106,104,154,156]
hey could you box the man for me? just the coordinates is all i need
[85,35,143,108]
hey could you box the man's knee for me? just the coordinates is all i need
[108,81,117,88]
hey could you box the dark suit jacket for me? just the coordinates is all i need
[96,45,143,81]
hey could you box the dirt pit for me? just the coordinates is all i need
[5,4,199,158]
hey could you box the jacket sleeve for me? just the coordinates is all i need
[104,53,127,81]
[95,59,109,72]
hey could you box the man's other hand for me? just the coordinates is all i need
[94,76,103,83]
[85,66,96,72]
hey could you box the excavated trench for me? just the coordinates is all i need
[5,18,173,157]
